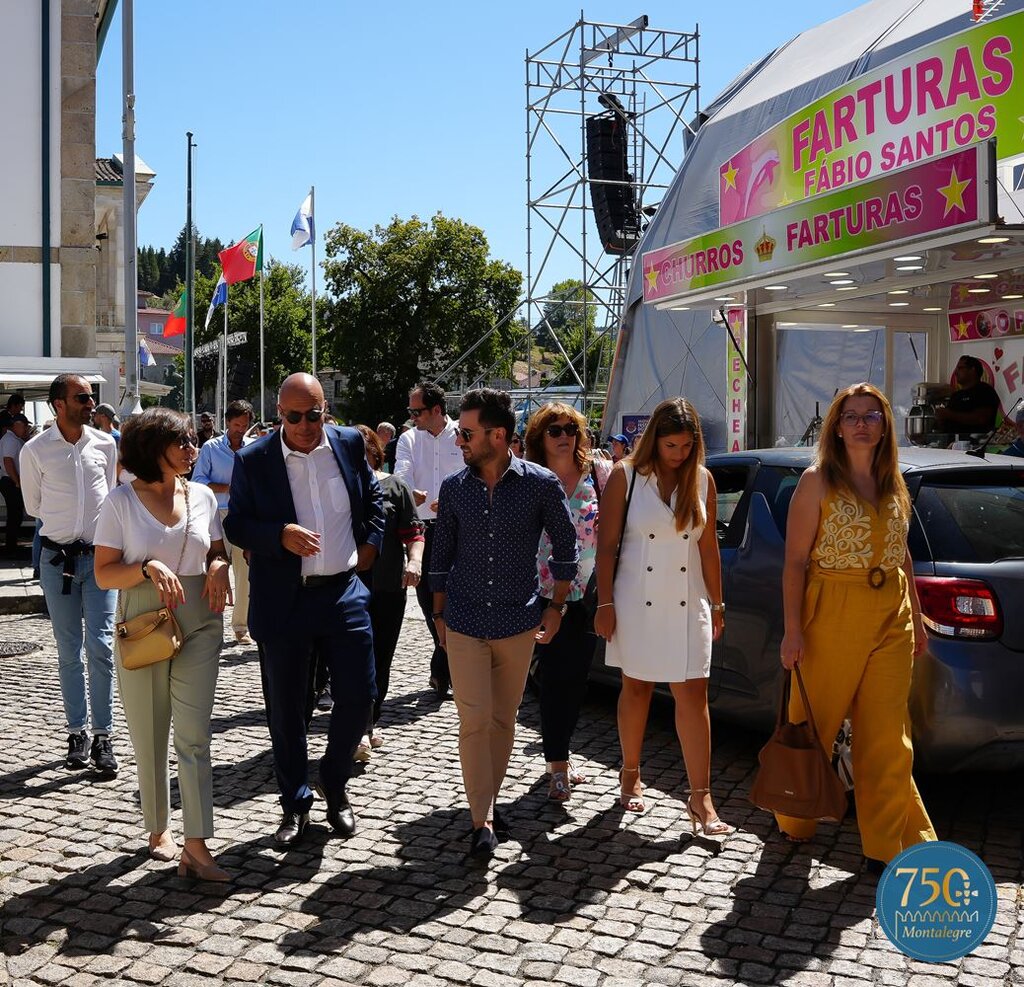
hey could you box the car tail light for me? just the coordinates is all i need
[915,576,1003,640]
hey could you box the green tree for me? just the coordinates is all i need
[320,213,522,425]
[544,279,604,389]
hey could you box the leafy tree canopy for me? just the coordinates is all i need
[320,213,522,426]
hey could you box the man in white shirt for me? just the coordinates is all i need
[224,374,385,846]
[394,382,464,698]
[20,375,119,777]
[193,398,255,644]
[0,414,29,555]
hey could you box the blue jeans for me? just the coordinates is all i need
[38,547,116,735]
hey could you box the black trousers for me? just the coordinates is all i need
[260,574,376,813]
[0,477,24,549]
[534,600,598,763]
[415,523,449,684]
[368,588,407,729]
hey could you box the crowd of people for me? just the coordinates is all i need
[3,371,937,878]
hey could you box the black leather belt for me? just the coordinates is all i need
[41,538,95,595]
[299,570,353,589]
[422,518,437,527]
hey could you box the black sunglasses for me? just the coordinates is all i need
[67,393,94,405]
[457,426,494,442]
[545,422,579,439]
[407,407,427,418]
[281,408,326,425]
[178,435,198,449]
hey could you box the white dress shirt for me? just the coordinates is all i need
[20,425,117,543]
[281,431,358,577]
[393,418,464,520]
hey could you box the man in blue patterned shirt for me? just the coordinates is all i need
[429,388,578,859]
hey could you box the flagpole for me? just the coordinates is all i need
[222,295,229,428]
[259,251,266,423]
[185,132,196,417]
[310,185,316,377]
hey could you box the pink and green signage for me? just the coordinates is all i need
[643,144,990,305]
[719,11,1022,225]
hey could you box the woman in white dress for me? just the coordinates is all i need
[593,398,732,834]
[94,408,232,880]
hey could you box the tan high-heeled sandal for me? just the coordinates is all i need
[619,767,645,813]
[177,847,230,882]
[685,788,735,836]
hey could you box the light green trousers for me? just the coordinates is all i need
[115,575,222,839]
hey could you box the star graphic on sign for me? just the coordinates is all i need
[645,266,659,293]
[722,163,739,191]
[957,283,971,304]
[938,166,972,218]
[778,191,792,206]
[955,317,970,339]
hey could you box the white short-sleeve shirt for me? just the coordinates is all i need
[94,480,223,576]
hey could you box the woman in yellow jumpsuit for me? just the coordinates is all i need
[778,383,936,866]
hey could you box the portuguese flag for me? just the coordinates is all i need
[163,287,188,337]
[219,226,263,285]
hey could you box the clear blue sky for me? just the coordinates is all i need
[96,1,865,290]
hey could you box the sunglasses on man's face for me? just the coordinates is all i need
[457,426,494,443]
[545,422,579,439]
[407,407,427,418]
[281,408,326,425]
[67,393,94,405]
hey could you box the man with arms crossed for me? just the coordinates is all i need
[20,375,118,777]
[394,382,464,698]
[225,374,384,845]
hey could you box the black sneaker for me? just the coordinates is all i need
[65,731,89,771]
[90,734,118,778]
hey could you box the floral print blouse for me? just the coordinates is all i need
[538,457,613,601]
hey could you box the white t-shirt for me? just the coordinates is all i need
[0,431,23,480]
[95,480,223,576]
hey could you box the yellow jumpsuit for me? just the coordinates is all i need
[775,490,937,862]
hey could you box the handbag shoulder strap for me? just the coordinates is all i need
[611,465,638,582]
[787,665,824,744]
[589,459,602,502]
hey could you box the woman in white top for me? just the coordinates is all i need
[594,398,733,835]
[94,408,232,881]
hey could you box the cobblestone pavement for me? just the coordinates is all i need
[1,599,1021,987]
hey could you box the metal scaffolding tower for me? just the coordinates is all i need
[434,14,699,425]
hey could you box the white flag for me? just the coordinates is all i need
[291,193,315,250]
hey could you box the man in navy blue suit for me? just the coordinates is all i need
[225,373,385,845]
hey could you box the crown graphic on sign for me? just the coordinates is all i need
[754,228,776,262]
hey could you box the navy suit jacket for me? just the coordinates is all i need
[223,425,385,640]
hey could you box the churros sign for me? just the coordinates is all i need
[642,145,990,304]
[719,12,1022,225]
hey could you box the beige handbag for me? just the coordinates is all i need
[116,480,190,670]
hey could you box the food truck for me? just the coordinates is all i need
[604,0,1024,453]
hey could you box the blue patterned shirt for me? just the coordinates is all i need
[429,454,579,639]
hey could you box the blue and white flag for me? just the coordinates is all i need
[138,337,156,368]
[290,193,315,250]
[204,274,228,330]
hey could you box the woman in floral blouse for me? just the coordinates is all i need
[526,403,612,801]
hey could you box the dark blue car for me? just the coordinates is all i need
[592,447,1024,772]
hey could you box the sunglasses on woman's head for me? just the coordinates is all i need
[545,422,579,438]
[281,408,326,425]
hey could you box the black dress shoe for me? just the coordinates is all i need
[429,675,449,699]
[275,811,309,846]
[492,808,511,841]
[470,826,498,859]
[317,785,357,837]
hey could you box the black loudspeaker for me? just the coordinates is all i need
[586,114,640,255]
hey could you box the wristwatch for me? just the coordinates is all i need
[547,602,568,617]
[710,602,726,613]
[141,561,151,580]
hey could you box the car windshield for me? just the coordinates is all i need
[912,469,1024,563]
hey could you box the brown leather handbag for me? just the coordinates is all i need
[115,480,190,671]
[748,666,848,822]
